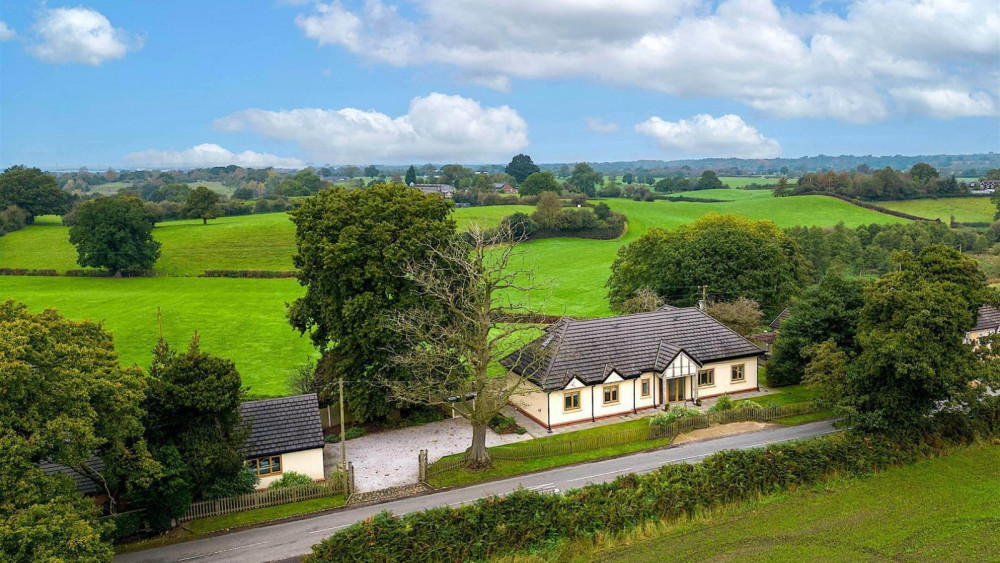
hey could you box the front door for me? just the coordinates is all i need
[666,377,686,403]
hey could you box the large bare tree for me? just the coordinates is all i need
[381,225,547,467]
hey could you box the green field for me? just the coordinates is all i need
[717,176,789,188]
[880,196,994,223]
[85,181,235,196]
[0,276,314,396]
[549,444,1000,562]
[0,191,907,395]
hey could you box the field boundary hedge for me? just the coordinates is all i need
[0,268,157,277]
[200,270,299,279]
[811,193,938,221]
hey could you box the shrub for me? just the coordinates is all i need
[345,427,366,440]
[0,268,58,276]
[400,405,445,426]
[708,394,733,412]
[268,471,315,490]
[201,270,298,279]
[103,511,142,544]
[0,205,29,235]
[649,406,701,428]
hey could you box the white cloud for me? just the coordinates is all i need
[294,0,1000,122]
[122,144,305,169]
[890,87,998,119]
[213,93,529,164]
[635,114,782,158]
[0,21,16,41]
[29,7,142,65]
[585,118,619,134]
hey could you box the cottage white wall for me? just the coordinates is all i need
[510,378,550,426]
[694,355,759,399]
[255,448,325,489]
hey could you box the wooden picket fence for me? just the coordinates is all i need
[179,465,353,523]
[423,402,815,479]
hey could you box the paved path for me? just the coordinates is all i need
[326,418,531,492]
[118,420,837,563]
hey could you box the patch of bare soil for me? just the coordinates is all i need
[671,421,778,445]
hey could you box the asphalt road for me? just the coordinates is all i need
[118,420,838,563]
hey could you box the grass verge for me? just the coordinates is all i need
[526,443,1000,562]
[116,494,346,554]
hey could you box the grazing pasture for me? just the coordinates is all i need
[0,190,907,394]
[84,180,235,196]
[879,196,994,223]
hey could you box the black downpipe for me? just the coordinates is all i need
[546,391,552,433]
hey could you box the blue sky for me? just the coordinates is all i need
[1,0,998,169]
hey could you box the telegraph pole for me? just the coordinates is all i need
[339,378,346,468]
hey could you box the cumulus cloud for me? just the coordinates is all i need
[213,93,529,164]
[293,0,999,122]
[635,114,782,158]
[890,87,998,119]
[585,118,619,134]
[122,144,305,169]
[29,7,142,65]
[0,21,16,41]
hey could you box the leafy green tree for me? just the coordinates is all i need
[518,171,560,196]
[844,246,988,432]
[504,154,540,184]
[694,170,724,190]
[0,440,113,562]
[608,214,809,316]
[68,196,161,274]
[908,162,939,184]
[622,172,634,185]
[232,187,254,200]
[150,183,191,203]
[0,165,69,221]
[288,184,457,421]
[0,300,158,511]
[531,191,564,230]
[766,275,866,386]
[704,297,763,337]
[183,186,223,224]
[145,334,250,501]
[566,162,602,197]
[405,165,417,186]
[363,165,380,178]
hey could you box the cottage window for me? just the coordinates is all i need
[731,364,746,383]
[249,455,282,477]
[640,378,651,398]
[564,391,581,412]
[603,384,620,405]
[698,368,715,387]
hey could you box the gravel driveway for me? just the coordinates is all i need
[325,417,531,492]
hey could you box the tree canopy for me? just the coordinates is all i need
[518,171,560,196]
[566,162,603,197]
[68,196,161,274]
[288,184,457,421]
[0,165,70,221]
[766,275,867,386]
[405,165,417,186]
[843,246,989,431]
[504,154,540,184]
[183,186,223,224]
[607,213,809,316]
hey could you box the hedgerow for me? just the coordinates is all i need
[306,411,998,563]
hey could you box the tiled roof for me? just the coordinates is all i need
[503,306,764,391]
[769,307,791,330]
[241,394,325,459]
[973,305,1000,332]
[40,457,106,496]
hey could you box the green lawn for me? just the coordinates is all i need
[0,276,314,396]
[717,176,790,188]
[879,196,994,223]
[558,444,1000,562]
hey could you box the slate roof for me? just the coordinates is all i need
[503,306,764,391]
[973,305,1000,332]
[769,307,791,330]
[40,456,106,496]
[241,393,325,459]
[412,183,456,195]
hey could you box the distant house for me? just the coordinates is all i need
[971,179,999,195]
[411,183,456,198]
[40,456,107,503]
[768,308,791,331]
[241,394,326,488]
[966,305,1000,344]
[503,306,765,430]
[493,182,517,194]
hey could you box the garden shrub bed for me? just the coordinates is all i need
[307,395,1000,562]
